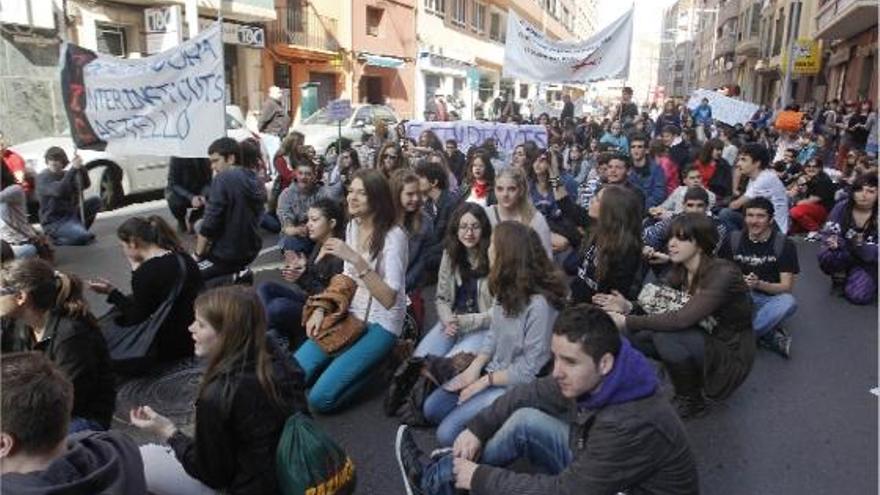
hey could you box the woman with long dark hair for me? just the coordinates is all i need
[390,169,431,291]
[788,157,836,233]
[458,150,496,207]
[596,213,755,418]
[423,221,567,445]
[295,169,408,412]
[818,173,878,304]
[131,286,307,495]
[414,203,493,358]
[1,258,115,432]
[257,198,346,350]
[87,215,202,370]
[375,142,407,178]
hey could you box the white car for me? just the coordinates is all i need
[9,105,264,209]
[290,104,399,156]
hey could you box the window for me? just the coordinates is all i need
[452,0,466,26]
[425,0,445,18]
[749,4,760,37]
[367,7,383,36]
[96,23,126,57]
[471,1,485,33]
[489,12,502,41]
[772,8,784,56]
[519,83,528,99]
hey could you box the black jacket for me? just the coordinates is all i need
[0,431,146,494]
[168,346,308,495]
[5,311,116,429]
[36,168,91,227]
[200,166,266,266]
[165,157,212,204]
[467,376,699,495]
[107,252,202,364]
[423,189,456,273]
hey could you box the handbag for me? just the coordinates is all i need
[637,283,718,333]
[304,274,372,356]
[100,253,187,364]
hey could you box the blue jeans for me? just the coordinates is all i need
[45,196,102,246]
[413,321,488,358]
[294,322,397,413]
[717,207,744,234]
[257,282,306,349]
[68,416,106,435]
[423,386,506,446]
[279,234,314,254]
[751,291,798,338]
[421,408,572,495]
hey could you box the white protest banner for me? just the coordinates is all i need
[503,8,632,84]
[687,89,759,126]
[60,23,225,157]
[404,121,548,154]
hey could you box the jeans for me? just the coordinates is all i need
[294,322,397,413]
[9,243,38,259]
[423,386,506,446]
[68,416,106,435]
[630,328,705,398]
[280,234,314,254]
[45,196,102,246]
[717,207,744,234]
[140,444,218,495]
[413,321,488,358]
[257,281,306,349]
[421,408,572,495]
[750,291,798,338]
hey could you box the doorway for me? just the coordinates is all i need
[360,76,383,104]
[309,72,337,109]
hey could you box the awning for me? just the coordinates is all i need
[361,53,405,69]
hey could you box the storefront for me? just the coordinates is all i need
[353,52,414,119]
[198,18,266,113]
[415,51,474,119]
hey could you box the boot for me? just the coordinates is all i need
[664,362,708,420]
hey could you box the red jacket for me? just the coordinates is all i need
[2,149,32,193]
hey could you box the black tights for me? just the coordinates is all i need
[629,328,706,398]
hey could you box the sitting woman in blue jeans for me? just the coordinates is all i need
[415,203,492,358]
[424,221,567,446]
[257,198,344,351]
[294,169,408,413]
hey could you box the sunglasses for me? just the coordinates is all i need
[383,153,399,160]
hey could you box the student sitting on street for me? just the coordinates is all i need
[1,163,43,259]
[719,143,790,234]
[258,199,345,351]
[35,147,101,246]
[628,133,668,210]
[396,305,699,495]
[458,150,496,207]
[294,169,408,413]
[644,186,727,255]
[719,197,799,358]
[165,156,212,233]
[0,258,116,432]
[86,216,203,370]
[195,137,265,285]
[276,156,344,255]
[392,169,433,291]
[423,222,567,446]
[0,352,147,493]
[414,203,493,358]
[788,157,836,234]
[650,164,717,219]
[596,213,755,418]
[131,286,308,495]
[599,120,629,155]
[415,160,456,277]
[818,173,878,305]
[485,167,553,258]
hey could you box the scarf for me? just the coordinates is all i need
[473,180,489,199]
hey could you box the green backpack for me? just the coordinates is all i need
[276,413,356,495]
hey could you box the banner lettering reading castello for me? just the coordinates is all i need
[503,8,633,84]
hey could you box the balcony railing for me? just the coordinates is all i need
[267,7,339,52]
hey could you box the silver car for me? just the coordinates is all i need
[290,104,399,156]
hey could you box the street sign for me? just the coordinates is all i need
[327,99,353,122]
[467,68,480,90]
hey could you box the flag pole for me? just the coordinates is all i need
[60,0,87,223]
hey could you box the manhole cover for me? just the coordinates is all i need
[116,359,204,424]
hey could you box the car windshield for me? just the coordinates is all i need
[303,108,350,125]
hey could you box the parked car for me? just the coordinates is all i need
[290,103,399,156]
[9,105,264,209]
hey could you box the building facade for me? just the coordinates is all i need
[813,0,877,103]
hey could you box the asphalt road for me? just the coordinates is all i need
[53,198,878,495]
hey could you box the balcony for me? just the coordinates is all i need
[736,36,759,57]
[716,34,736,56]
[719,0,739,23]
[815,0,878,40]
[267,7,339,54]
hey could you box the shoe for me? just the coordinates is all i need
[384,357,425,416]
[672,394,708,420]
[805,231,821,242]
[232,268,253,286]
[396,426,427,495]
[771,328,792,359]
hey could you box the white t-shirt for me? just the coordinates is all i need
[744,169,790,233]
[484,205,553,259]
[342,222,408,337]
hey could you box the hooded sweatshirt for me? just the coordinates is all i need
[1,431,147,495]
[200,166,266,266]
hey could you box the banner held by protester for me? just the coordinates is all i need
[59,23,225,157]
[404,121,548,154]
[503,7,633,84]
[686,89,759,126]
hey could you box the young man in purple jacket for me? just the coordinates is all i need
[396,304,699,495]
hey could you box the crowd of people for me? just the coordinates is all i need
[0,85,876,495]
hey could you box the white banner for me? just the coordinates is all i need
[60,23,225,157]
[404,121,548,154]
[687,89,759,126]
[503,8,633,83]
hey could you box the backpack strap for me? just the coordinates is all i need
[771,230,787,259]
[730,230,743,255]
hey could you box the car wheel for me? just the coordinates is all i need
[98,166,124,210]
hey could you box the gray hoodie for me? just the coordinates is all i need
[1,431,147,494]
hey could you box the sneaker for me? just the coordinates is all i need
[672,394,708,420]
[772,328,792,359]
[232,268,253,286]
[396,425,427,495]
[805,231,821,242]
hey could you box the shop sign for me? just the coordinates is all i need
[144,6,183,54]
[197,18,264,48]
[791,39,821,75]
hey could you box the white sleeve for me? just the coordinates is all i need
[380,227,408,294]
[342,222,357,279]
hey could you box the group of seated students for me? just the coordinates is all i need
[0,123,876,495]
